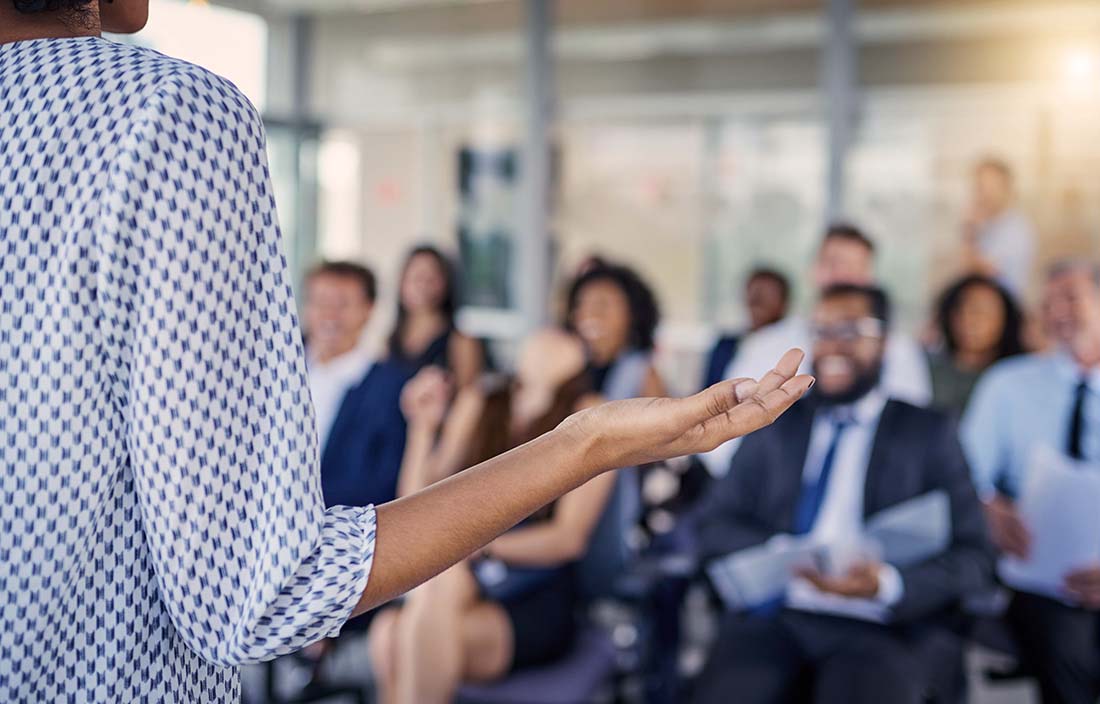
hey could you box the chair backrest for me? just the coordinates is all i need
[575,350,649,599]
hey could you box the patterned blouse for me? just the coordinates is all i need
[0,36,377,702]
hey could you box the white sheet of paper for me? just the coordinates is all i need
[864,490,951,569]
[707,491,953,612]
[1000,446,1100,601]
[706,536,821,610]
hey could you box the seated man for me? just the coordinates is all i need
[701,267,791,391]
[701,225,932,476]
[693,284,993,704]
[961,260,1100,704]
[303,261,410,510]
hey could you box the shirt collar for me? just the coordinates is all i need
[1050,350,1100,392]
[308,341,375,380]
[819,387,888,427]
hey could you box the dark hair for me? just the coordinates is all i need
[12,0,93,11]
[388,245,458,357]
[305,261,377,303]
[467,372,591,469]
[566,263,661,352]
[937,275,1024,361]
[822,222,875,255]
[747,267,791,303]
[820,283,892,328]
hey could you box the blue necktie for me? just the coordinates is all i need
[794,415,853,535]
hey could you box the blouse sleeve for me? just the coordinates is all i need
[95,67,375,666]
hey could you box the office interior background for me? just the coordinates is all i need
[122,0,1100,396]
[110,2,1100,702]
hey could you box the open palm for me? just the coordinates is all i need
[567,348,814,471]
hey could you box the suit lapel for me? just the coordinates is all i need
[862,400,899,518]
[777,399,817,531]
[321,366,374,463]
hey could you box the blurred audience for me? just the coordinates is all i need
[369,329,613,704]
[927,275,1026,416]
[303,262,410,510]
[388,245,485,387]
[702,267,791,390]
[961,157,1036,298]
[566,262,667,399]
[961,260,1100,704]
[693,284,993,704]
[701,224,932,476]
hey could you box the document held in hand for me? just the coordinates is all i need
[999,446,1100,602]
[707,490,951,611]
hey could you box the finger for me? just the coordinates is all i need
[754,349,806,396]
[674,376,761,432]
[721,374,816,437]
[690,374,814,451]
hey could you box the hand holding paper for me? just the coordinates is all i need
[797,561,884,600]
[999,447,1100,604]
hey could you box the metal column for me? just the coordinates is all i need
[515,0,555,332]
[822,0,858,222]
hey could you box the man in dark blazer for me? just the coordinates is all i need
[693,284,994,704]
[303,261,411,510]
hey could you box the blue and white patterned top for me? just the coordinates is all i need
[0,36,377,702]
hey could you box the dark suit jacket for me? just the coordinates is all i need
[696,396,995,625]
[319,359,411,509]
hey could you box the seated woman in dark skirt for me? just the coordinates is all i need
[369,328,614,704]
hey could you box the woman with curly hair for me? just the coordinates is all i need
[0,4,813,703]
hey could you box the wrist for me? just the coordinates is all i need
[557,408,612,474]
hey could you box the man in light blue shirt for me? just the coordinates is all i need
[961,260,1100,704]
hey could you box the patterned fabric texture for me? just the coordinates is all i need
[0,36,376,702]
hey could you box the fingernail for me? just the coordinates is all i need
[807,378,816,389]
[735,380,758,400]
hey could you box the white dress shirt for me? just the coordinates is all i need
[308,343,375,451]
[976,208,1036,299]
[701,315,932,476]
[783,390,904,622]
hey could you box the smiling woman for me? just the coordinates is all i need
[0,4,813,703]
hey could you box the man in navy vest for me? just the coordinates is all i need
[304,261,410,511]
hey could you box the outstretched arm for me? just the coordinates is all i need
[353,350,814,614]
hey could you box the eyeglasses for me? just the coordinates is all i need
[811,317,886,343]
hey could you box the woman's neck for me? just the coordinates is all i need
[953,347,995,372]
[0,8,101,45]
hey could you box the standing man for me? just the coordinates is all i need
[961,157,1037,298]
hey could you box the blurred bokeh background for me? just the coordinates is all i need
[116,0,1100,394]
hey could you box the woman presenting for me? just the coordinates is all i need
[0,2,814,702]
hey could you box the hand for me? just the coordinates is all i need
[400,367,452,432]
[1064,565,1100,610]
[564,349,814,471]
[798,561,883,600]
[984,495,1031,559]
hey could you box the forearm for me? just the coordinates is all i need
[396,425,437,497]
[353,423,599,615]
[487,521,585,567]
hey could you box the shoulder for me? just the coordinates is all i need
[883,398,951,434]
[364,360,414,395]
[976,353,1049,394]
[104,41,263,145]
